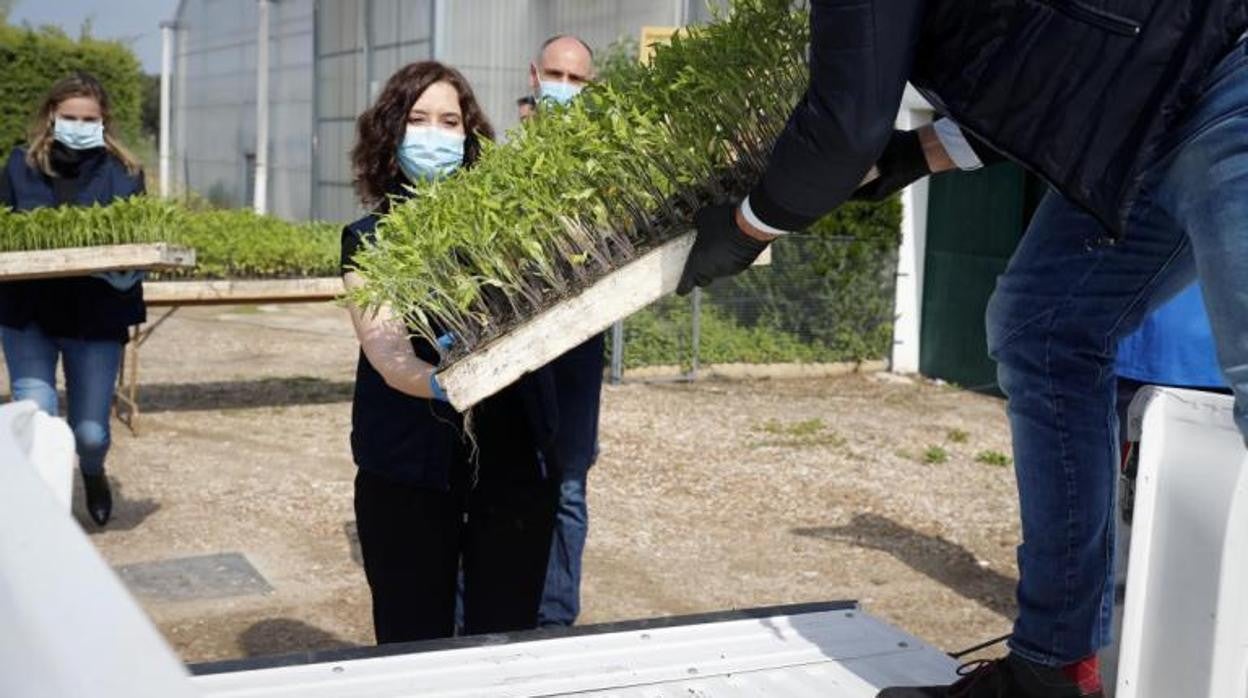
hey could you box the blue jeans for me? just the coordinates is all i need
[2,323,124,475]
[986,39,1248,666]
[538,474,588,627]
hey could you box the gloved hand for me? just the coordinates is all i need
[429,373,448,402]
[428,332,456,403]
[676,204,771,296]
[92,270,147,292]
[850,129,929,202]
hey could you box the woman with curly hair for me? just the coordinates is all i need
[341,61,561,643]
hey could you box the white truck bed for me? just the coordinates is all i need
[191,603,957,697]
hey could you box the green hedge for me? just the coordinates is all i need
[0,23,144,156]
[611,197,902,369]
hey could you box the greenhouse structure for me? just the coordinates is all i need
[163,0,725,224]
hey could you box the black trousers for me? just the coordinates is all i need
[353,467,559,643]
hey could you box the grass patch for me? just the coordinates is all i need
[946,428,969,444]
[751,418,844,449]
[975,450,1012,467]
[923,446,949,464]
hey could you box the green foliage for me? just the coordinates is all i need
[140,73,159,139]
[351,0,812,360]
[596,35,640,83]
[614,295,850,369]
[947,428,969,444]
[710,198,901,363]
[167,209,339,279]
[923,446,949,464]
[975,450,1012,467]
[0,22,144,155]
[0,196,181,251]
[0,196,340,279]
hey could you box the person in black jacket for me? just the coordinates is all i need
[678,3,1248,696]
[0,73,148,527]
[520,33,607,630]
[341,61,560,643]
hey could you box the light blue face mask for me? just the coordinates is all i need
[53,117,106,150]
[538,80,583,107]
[396,126,466,183]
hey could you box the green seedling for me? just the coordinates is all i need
[348,0,810,363]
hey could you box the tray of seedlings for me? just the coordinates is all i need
[348,0,809,410]
[0,198,194,281]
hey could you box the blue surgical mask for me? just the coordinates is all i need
[538,80,582,106]
[53,118,106,150]
[396,126,465,183]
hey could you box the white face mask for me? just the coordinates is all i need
[537,80,583,106]
[396,126,466,183]
[53,118,106,150]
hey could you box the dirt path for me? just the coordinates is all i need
[4,303,1021,663]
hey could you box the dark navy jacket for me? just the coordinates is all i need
[342,213,564,490]
[0,147,147,341]
[547,334,605,480]
[750,0,1248,239]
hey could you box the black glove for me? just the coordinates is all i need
[676,204,770,296]
[850,129,929,202]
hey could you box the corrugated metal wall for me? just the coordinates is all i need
[438,0,691,137]
[172,0,314,219]
[172,0,730,223]
[312,0,434,222]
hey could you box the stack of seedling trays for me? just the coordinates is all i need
[349,0,808,410]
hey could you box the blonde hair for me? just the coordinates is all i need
[25,72,142,177]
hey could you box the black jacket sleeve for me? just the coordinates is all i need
[748,0,927,231]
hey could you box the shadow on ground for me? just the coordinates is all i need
[134,376,353,413]
[239,618,358,658]
[792,512,1017,618]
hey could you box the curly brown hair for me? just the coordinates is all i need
[351,61,494,207]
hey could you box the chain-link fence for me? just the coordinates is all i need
[605,231,900,381]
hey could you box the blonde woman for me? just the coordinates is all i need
[0,72,147,527]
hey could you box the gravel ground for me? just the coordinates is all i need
[3,302,1021,664]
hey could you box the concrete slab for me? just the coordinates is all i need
[116,552,272,602]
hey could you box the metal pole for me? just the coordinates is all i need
[158,20,175,198]
[610,320,624,384]
[359,0,372,107]
[310,0,320,220]
[253,0,271,215]
[431,0,446,61]
[690,287,701,379]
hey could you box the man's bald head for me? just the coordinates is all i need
[530,34,595,94]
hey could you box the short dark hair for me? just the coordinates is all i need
[538,34,594,61]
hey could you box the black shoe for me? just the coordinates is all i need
[877,654,1104,697]
[83,473,113,526]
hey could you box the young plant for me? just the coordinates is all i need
[348,0,810,363]
[1,197,341,279]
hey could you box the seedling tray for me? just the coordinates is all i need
[438,232,695,410]
[0,243,195,282]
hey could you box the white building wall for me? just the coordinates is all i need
[171,0,314,220]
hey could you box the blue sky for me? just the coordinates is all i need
[9,0,180,73]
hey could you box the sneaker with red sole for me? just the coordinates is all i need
[877,653,1104,697]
